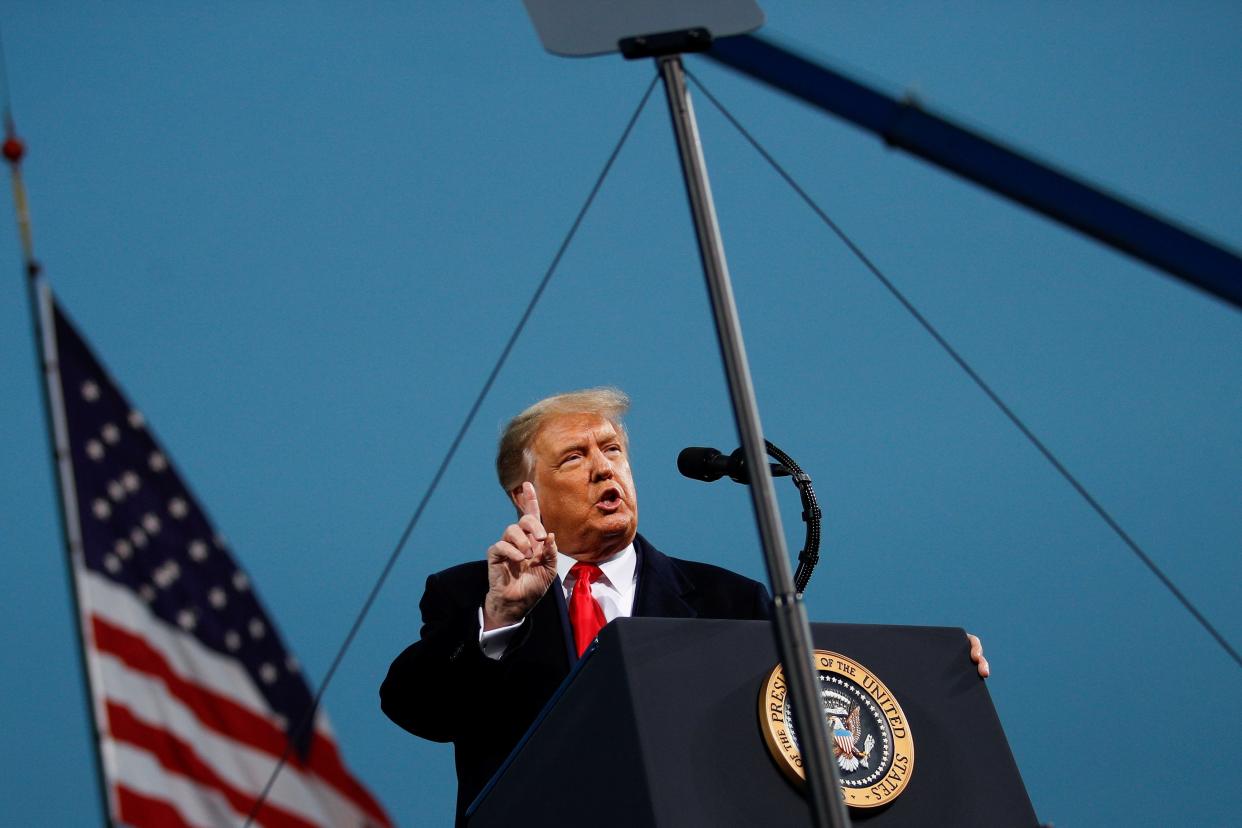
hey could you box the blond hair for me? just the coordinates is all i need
[496,387,630,494]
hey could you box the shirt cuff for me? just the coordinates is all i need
[478,606,525,660]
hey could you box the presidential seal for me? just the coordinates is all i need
[759,650,915,808]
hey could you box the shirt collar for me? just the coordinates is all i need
[558,542,637,589]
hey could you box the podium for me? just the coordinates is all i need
[467,618,1037,826]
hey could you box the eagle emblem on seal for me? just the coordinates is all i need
[760,651,916,806]
[826,704,875,773]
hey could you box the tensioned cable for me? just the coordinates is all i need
[683,67,1241,670]
[243,74,660,826]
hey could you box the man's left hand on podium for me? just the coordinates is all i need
[967,633,989,678]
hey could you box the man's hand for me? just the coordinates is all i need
[967,633,990,678]
[482,482,559,630]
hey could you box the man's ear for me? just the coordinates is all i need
[508,485,525,516]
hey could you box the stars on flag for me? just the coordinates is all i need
[187,539,209,561]
[207,587,227,609]
[47,294,392,827]
[140,512,161,535]
[58,306,313,746]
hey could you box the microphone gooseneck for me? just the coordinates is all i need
[676,441,821,593]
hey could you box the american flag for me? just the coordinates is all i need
[41,288,392,828]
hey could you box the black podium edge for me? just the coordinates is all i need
[464,639,602,821]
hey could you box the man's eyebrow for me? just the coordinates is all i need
[555,439,589,457]
[553,430,621,457]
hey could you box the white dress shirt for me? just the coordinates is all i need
[478,543,637,660]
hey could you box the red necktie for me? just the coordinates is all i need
[568,562,608,657]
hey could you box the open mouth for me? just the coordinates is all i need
[596,487,623,510]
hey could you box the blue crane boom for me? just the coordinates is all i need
[706,34,1242,311]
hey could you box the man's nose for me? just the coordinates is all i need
[588,447,614,480]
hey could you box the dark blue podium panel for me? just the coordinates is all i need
[469,618,1037,827]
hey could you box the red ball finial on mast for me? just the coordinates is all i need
[2,135,24,163]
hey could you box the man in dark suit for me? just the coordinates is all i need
[380,388,774,821]
[380,388,987,822]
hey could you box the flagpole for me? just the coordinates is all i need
[6,127,117,827]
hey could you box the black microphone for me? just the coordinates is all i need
[677,446,792,484]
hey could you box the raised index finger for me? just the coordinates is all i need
[520,481,541,520]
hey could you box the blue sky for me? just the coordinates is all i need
[2,3,1239,825]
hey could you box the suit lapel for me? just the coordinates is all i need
[631,534,697,619]
[520,575,576,668]
[550,575,575,661]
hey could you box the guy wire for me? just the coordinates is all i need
[242,74,659,826]
[683,66,1241,671]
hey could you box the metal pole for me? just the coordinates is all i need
[25,275,117,827]
[656,55,850,828]
[7,132,116,826]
